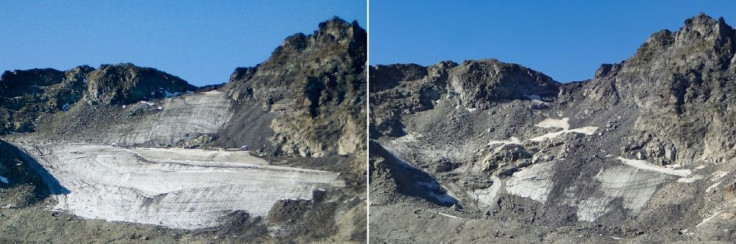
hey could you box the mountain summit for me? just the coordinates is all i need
[370,14,736,243]
[0,17,366,243]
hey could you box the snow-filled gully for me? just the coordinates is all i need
[14,143,345,230]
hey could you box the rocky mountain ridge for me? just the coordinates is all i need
[370,13,736,243]
[0,17,366,243]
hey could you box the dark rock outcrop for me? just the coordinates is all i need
[84,63,195,105]
[0,63,195,134]
[222,17,367,158]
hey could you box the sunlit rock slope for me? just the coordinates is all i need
[370,14,736,243]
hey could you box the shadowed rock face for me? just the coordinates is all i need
[0,64,194,134]
[370,14,736,242]
[0,68,84,133]
[0,140,57,207]
[0,17,366,243]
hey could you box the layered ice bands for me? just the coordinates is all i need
[115,90,234,146]
[16,143,345,229]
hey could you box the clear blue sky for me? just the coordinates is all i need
[370,1,736,82]
[0,1,366,86]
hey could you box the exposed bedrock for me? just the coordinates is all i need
[370,13,736,242]
[0,17,366,243]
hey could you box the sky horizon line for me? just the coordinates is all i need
[370,2,736,83]
[1,15,366,87]
[0,1,366,86]
[368,12,722,83]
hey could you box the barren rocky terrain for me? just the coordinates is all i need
[370,13,736,243]
[0,17,366,243]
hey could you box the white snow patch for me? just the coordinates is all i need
[568,126,598,135]
[696,211,722,228]
[534,117,569,130]
[527,126,598,142]
[0,175,8,184]
[711,170,729,181]
[695,165,706,170]
[116,91,232,146]
[677,175,703,183]
[665,164,683,169]
[17,143,344,230]
[470,175,502,208]
[525,94,549,106]
[487,137,520,146]
[164,91,183,98]
[707,182,721,193]
[506,161,556,203]
[616,157,691,177]
[438,212,460,219]
[576,165,672,222]
[524,94,542,101]
[203,90,223,95]
[466,107,477,112]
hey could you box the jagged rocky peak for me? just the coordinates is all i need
[628,13,735,68]
[247,16,365,76]
[583,14,736,110]
[227,17,366,94]
[85,63,196,105]
[448,59,559,109]
[224,16,366,110]
[679,13,733,43]
[221,17,366,158]
[274,17,361,53]
[568,14,736,165]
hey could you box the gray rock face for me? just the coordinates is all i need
[222,17,366,159]
[447,59,559,109]
[84,63,196,105]
[0,64,195,134]
[369,59,557,139]
[370,14,736,242]
[0,18,366,161]
[0,68,85,133]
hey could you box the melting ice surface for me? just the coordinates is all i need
[16,143,345,229]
